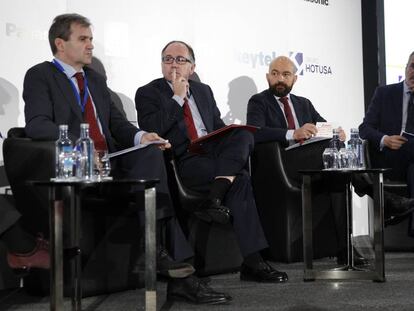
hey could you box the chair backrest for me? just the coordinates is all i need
[363,140,408,192]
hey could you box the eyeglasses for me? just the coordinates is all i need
[162,55,192,65]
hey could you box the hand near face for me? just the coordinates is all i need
[172,68,188,99]
[141,132,171,150]
[337,127,346,141]
[383,135,407,150]
[293,123,318,141]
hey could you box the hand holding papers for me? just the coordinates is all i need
[285,122,333,150]
[107,139,169,159]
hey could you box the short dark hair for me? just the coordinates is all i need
[408,51,414,64]
[161,40,195,63]
[49,13,91,55]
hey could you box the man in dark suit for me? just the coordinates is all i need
[359,51,414,223]
[248,56,414,263]
[247,55,359,265]
[23,14,230,305]
[135,40,288,284]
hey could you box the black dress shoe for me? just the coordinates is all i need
[384,192,414,225]
[133,247,195,278]
[167,275,231,305]
[194,198,231,224]
[240,262,288,283]
[336,248,369,266]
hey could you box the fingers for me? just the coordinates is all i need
[172,68,176,82]
[384,135,407,150]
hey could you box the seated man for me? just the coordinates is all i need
[135,40,288,284]
[22,13,229,305]
[247,56,414,263]
[359,51,414,225]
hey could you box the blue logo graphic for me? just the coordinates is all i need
[289,52,304,75]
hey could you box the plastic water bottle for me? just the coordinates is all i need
[75,123,94,180]
[328,128,342,151]
[55,124,74,179]
[348,128,365,169]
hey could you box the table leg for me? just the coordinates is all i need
[302,175,314,280]
[50,186,64,311]
[372,172,386,282]
[346,181,354,268]
[145,187,157,311]
[70,186,82,310]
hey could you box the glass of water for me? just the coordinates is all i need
[322,148,339,169]
[94,150,111,180]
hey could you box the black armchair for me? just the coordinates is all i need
[364,140,414,251]
[2,127,143,296]
[165,153,242,275]
[250,141,339,263]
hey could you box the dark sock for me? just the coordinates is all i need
[208,178,232,202]
[243,252,264,269]
[1,224,36,254]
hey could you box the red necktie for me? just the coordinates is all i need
[183,98,198,141]
[73,72,108,151]
[280,97,295,129]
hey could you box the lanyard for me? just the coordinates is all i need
[52,59,89,112]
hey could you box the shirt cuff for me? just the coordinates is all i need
[173,95,184,107]
[134,130,147,147]
[285,129,294,141]
[379,135,386,151]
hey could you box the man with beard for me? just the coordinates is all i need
[359,51,414,225]
[247,55,414,264]
[247,55,339,146]
[247,55,357,265]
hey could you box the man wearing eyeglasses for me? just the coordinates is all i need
[135,40,289,290]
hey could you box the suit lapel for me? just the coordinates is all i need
[52,66,83,122]
[265,90,288,128]
[189,82,212,132]
[290,95,304,126]
[394,83,404,126]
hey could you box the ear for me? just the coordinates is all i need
[54,38,65,53]
[189,63,196,76]
[293,75,298,84]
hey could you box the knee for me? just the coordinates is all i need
[233,129,255,150]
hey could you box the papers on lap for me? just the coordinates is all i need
[285,122,333,151]
[188,124,258,153]
[401,130,414,140]
[107,139,168,159]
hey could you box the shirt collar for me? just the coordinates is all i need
[53,57,84,79]
[166,79,191,98]
[273,93,291,102]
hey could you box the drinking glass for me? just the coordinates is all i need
[94,150,111,180]
[322,148,339,169]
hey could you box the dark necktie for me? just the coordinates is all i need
[280,97,295,129]
[73,72,108,151]
[183,98,198,141]
[406,92,414,133]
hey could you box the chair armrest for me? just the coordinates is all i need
[251,141,301,192]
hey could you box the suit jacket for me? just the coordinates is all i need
[135,78,225,157]
[359,82,404,151]
[247,89,325,144]
[24,61,138,152]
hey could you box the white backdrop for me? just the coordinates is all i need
[0,0,368,233]
[384,0,414,83]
